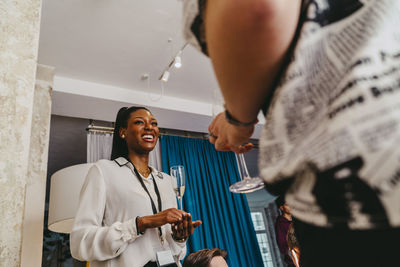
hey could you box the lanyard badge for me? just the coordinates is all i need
[129,162,164,244]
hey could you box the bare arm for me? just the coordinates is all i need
[205,0,302,123]
[204,0,302,151]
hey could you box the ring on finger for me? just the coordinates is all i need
[209,132,218,139]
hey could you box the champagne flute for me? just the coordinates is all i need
[211,88,265,194]
[170,165,186,210]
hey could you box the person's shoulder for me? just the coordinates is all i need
[95,159,116,166]
[89,159,124,183]
[92,159,121,172]
[276,215,286,224]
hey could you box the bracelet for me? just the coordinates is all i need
[224,107,258,127]
[172,235,187,243]
[136,216,145,235]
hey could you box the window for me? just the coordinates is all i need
[251,210,277,267]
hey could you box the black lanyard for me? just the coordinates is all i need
[130,162,163,240]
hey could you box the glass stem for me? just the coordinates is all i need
[236,153,250,180]
[178,197,183,210]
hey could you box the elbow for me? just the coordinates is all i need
[69,233,84,261]
[230,0,280,25]
[70,246,85,262]
[207,0,282,34]
[248,0,293,33]
[246,0,276,23]
[70,250,83,262]
[70,230,92,261]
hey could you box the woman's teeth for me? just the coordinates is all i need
[143,135,154,141]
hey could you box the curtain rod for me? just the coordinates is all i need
[159,131,209,140]
[87,129,114,134]
[86,122,259,147]
[85,124,207,139]
[86,128,208,140]
[86,124,114,134]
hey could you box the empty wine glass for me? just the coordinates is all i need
[229,153,265,193]
[211,88,265,194]
[170,165,186,210]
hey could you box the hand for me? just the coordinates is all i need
[171,213,202,241]
[208,112,255,153]
[138,208,186,232]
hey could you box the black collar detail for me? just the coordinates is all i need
[114,157,129,167]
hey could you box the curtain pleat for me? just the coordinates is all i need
[160,135,264,267]
[87,132,113,163]
[86,132,162,170]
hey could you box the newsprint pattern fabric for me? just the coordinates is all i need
[183,0,400,230]
[258,0,400,230]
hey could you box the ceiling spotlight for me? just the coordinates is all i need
[141,73,149,80]
[174,56,182,69]
[158,42,188,82]
[161,71,170,82]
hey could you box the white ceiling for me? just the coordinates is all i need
[38,0,264,137]
[38,0,218,101]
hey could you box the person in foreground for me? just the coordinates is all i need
[183,248,228,267]
[70,106,201,267]
[274,196,295,266]
[183,1,400,266]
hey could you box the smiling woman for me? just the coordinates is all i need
[111,107,159,162]
[69,106,202,267]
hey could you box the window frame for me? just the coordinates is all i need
[250,206,284,267]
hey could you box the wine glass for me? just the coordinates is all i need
[229,153,265,193]
[170,165,186,210]
[211,88,265,194]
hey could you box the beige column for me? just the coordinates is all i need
[20,64,54,267]
[0,0,43,266]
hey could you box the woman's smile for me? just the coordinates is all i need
[124,109,160,153]
[141,133,155,143]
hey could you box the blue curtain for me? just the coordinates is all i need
[160,135,264,267]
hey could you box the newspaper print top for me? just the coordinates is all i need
[182,0,400,229]
[258,0,400,229]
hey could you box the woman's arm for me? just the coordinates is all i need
[291,248,301,267]
[70,166,188,261]
[203,0,301,150]
[70,165,137,261]
[136,208,186,231]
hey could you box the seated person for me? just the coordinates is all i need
[183,248,228,267]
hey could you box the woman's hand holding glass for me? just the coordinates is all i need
[171,213,202,241]
[209,110,265,193]
[137,208,201,238]
[137,208,186,232]
[208,112,254,153]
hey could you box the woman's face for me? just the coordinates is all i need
[120,109,159,154]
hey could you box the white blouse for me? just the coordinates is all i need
[70,157,186,267]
